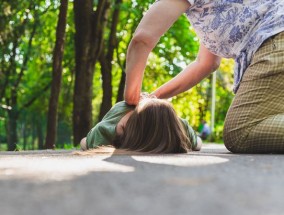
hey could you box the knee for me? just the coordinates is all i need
[223,129,239,153]
[223,135,249,153]
[223,117,236,152]
[224,138,242,153]
[223,119,250,153]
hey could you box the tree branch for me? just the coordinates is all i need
[18,81,51,113]
[14,15,38,88]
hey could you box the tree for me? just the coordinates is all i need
[1,2,40,150]
[45,0,68,149]
[98,0,122,120]
[0,1,60,151]
[73,0,110,145]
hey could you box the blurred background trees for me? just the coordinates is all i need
[0,0,234,151]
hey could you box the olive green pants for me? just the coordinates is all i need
[224,32,284,153]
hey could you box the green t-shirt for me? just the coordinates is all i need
[86,101,134,148]
[86,101,198,150]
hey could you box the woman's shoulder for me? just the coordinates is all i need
[102,101,135,120]
[111,101,135,111]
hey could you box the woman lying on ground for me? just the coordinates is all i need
[80,97,202,153]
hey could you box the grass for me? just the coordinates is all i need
[0,142,80,151]
[0,143,7,151]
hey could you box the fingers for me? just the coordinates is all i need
[140,92,157,100]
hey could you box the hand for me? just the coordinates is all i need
[80,137,88,151]
[140,92,157,100]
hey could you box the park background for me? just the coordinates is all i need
[0,0,235,151]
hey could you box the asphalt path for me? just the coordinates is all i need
[0,144,283,215]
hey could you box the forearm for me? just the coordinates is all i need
[152,60,214,99]
[124,39,153,105]
[123,0,191,105]
[153,43,221,98]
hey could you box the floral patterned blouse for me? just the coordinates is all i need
[185,0,284,92]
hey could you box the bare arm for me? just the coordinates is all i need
[152,44,221,99]
[124,0,191,105]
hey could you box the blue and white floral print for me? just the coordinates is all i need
[185,0,284,92]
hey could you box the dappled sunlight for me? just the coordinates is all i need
[0,153,229,182]
[0,145,230,182]
[132,154,229,167]
[0,156,135,182]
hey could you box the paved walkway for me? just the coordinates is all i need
[0,144,283,215]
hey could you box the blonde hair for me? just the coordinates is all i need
[113,98,191,153]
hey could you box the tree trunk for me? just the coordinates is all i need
[7,113,17,151]
[23,123,27,150]
[73,0,94,146]
[37,120,44,150]
[116,66,126,103]
[73,0,110,145]
[99,56,113,121]
[98,0,122,120]
[32,125,36,150]
[6,92,18,151]
[45,0,68,149]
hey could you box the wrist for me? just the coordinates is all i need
[124,93,140,105]
[151,89,161,99]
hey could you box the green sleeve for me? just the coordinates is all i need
[179,118,198,150]
[86,101,135,149]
